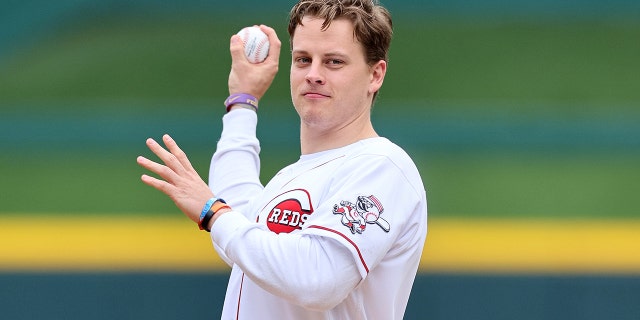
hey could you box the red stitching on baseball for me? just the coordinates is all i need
[254,36,268,62]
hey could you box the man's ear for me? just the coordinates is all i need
[369,60,387,95]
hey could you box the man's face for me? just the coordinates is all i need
[290,16,385,134]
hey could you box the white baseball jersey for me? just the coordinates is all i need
[208,109,427,320]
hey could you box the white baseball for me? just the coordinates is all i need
[237,26,270,64]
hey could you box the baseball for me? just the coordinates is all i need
[237,26,270,64]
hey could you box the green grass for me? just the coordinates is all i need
[0,149,295,216]
[1,150,638,218]
[0,16,240,105]
[389,19,640,114]
[420,153,640,219]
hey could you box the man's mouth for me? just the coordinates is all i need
[303,92,330,99]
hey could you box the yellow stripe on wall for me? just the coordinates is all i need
[421,218,640,274]
[0,216,227,272]
[1,216,640,273]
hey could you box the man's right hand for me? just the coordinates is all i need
[228,25,281,101]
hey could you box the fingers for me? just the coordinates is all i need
[139,172,175,196]
[137,155,177,188]
[258,24,282,64]
[137,135,190,187]
[137,136,215,223]
[144,135,187,177]
[161,134,196,173]
[230,25,281,64]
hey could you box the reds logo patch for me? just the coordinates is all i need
[264,189,314,234]
[333,195,390,234]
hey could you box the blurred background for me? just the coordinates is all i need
[1,0,639,319]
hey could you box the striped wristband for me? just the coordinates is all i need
[199,197,220,229]
[224,93,258,112]
[200,199,230,232]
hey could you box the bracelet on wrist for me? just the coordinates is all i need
[224,93,258,113]
[199,198,219,223]
[199,197,223,230]
[199,198,230,232]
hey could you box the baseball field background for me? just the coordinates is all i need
[1,0,639,319]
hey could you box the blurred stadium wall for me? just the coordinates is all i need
[1,1,639,319]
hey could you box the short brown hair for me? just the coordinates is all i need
[288,0,393,66]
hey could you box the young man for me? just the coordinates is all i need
[137,0,428,319]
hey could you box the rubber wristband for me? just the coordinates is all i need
[199,197,222,230]
[201,202,231,232]
[225,93,258,112]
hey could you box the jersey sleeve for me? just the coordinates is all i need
[209,109,264,215]
[208,109,265,265]
[302,153,426,279]
[211,211,362,310]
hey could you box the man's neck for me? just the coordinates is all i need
[299,121,378,155]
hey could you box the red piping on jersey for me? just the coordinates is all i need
[308,225,370,274]
[236,273,245,320]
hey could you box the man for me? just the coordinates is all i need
[137,0,427,319]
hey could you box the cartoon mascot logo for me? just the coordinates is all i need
[332,195,390,234]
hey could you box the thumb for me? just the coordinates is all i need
[230,35,246,62]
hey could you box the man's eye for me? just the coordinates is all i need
[328,59,344,65]
[296,57,311,64]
